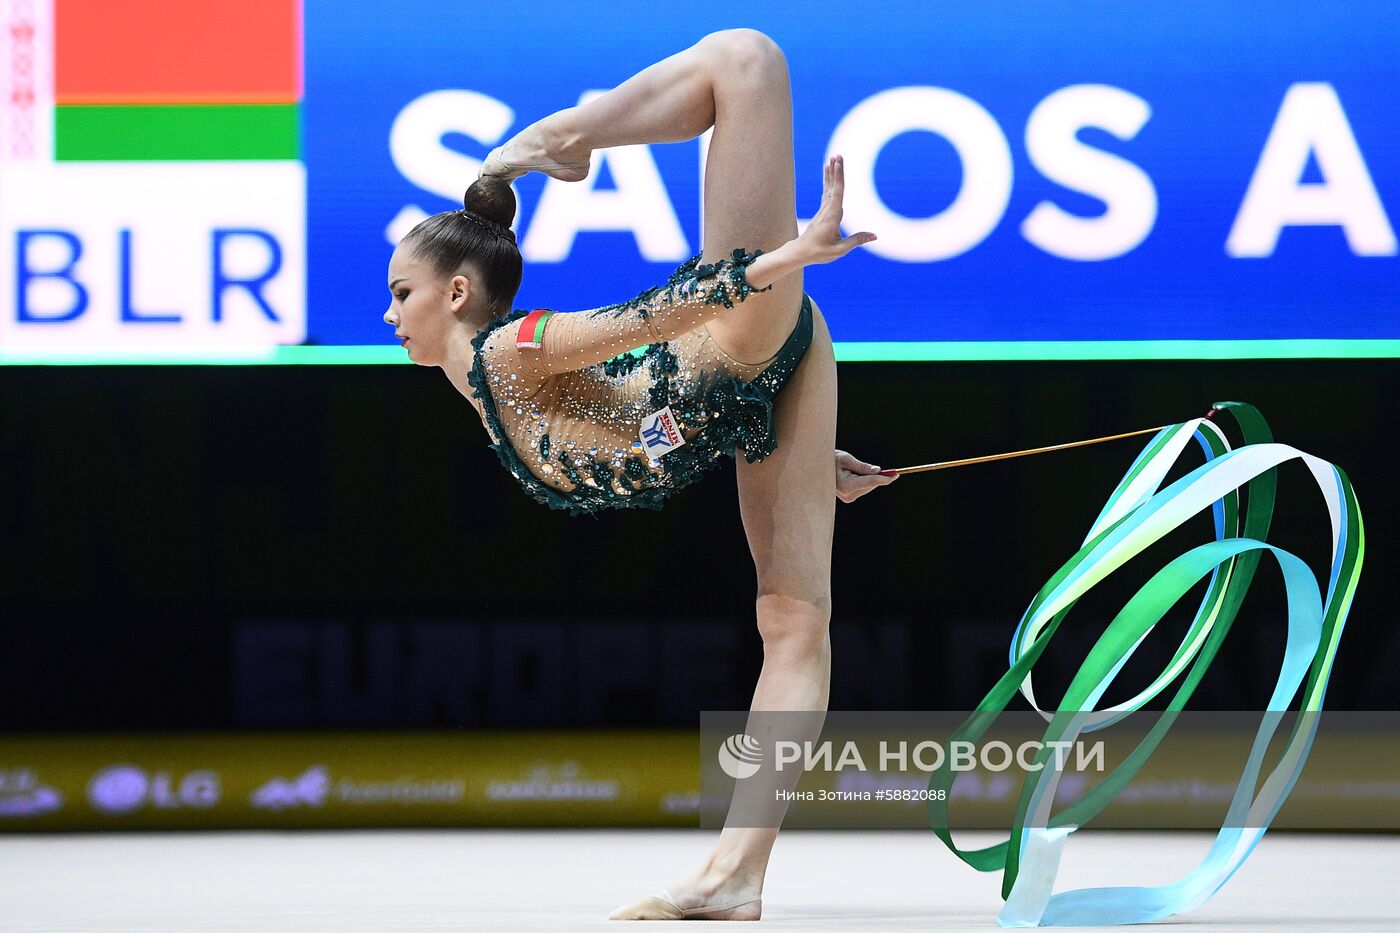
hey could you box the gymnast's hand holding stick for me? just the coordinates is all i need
[835,449,899,503]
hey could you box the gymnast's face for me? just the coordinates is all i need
[383,244,471,367]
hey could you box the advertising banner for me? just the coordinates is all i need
[0,731,699,830]
[2,1,1397,362]
[2,719,1397,831]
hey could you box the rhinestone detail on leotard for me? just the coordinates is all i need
[465,250,813,517]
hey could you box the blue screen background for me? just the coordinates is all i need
[304,1,1400,352]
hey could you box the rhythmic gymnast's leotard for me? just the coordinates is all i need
[466,248,814,517]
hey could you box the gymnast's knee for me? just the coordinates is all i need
[755,591,831,654]
[700,29,787,78]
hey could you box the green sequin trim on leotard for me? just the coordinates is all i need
[466,252,814,518]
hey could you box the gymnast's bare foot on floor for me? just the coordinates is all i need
[480,110,593,182]
[609,866,763,920]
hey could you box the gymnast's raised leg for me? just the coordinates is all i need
[489,28,806,352]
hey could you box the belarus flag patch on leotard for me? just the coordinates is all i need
[516,309,554,349]
[640,405,686,459]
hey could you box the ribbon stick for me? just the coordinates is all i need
[879,425,1170,476]
[924,402,1364,927]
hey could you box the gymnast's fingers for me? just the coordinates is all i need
[839,474,896,504]
[837,231,878,255]
[835,449,881,474]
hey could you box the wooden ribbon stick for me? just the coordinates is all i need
[878,424,1174,476]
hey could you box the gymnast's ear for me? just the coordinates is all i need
[448,272,473,313]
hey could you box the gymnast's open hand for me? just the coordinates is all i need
[742,154,876,289]
[795,155,876,264]
[835,449,898,504]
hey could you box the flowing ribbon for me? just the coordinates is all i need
[924,401,1365,926]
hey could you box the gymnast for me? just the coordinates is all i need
[383,29,894,920]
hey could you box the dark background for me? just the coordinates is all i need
[1,357,1393,732]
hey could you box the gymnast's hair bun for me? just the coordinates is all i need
[463,177,517,232]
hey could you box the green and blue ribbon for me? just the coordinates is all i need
[925,402,1364,926]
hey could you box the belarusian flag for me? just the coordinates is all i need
[3,0,301,162]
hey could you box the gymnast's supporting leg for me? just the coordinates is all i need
[608,308,837,924]
[705,304,840,915]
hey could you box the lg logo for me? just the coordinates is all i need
[87,765,221,814]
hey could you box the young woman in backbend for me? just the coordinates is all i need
[383,29,896,920]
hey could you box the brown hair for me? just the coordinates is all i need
[402,176,522,319]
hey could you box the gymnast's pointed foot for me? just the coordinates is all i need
[480,113,592,182]
[609,882,762,921]
[608,891,685,920]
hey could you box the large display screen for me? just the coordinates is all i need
[2,1,1396,363]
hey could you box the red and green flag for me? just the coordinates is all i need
[53,0,300,161]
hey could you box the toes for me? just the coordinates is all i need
[607,895,684,920]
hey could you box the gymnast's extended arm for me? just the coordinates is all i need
[486,154,876,379]
[491,250,778,379]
